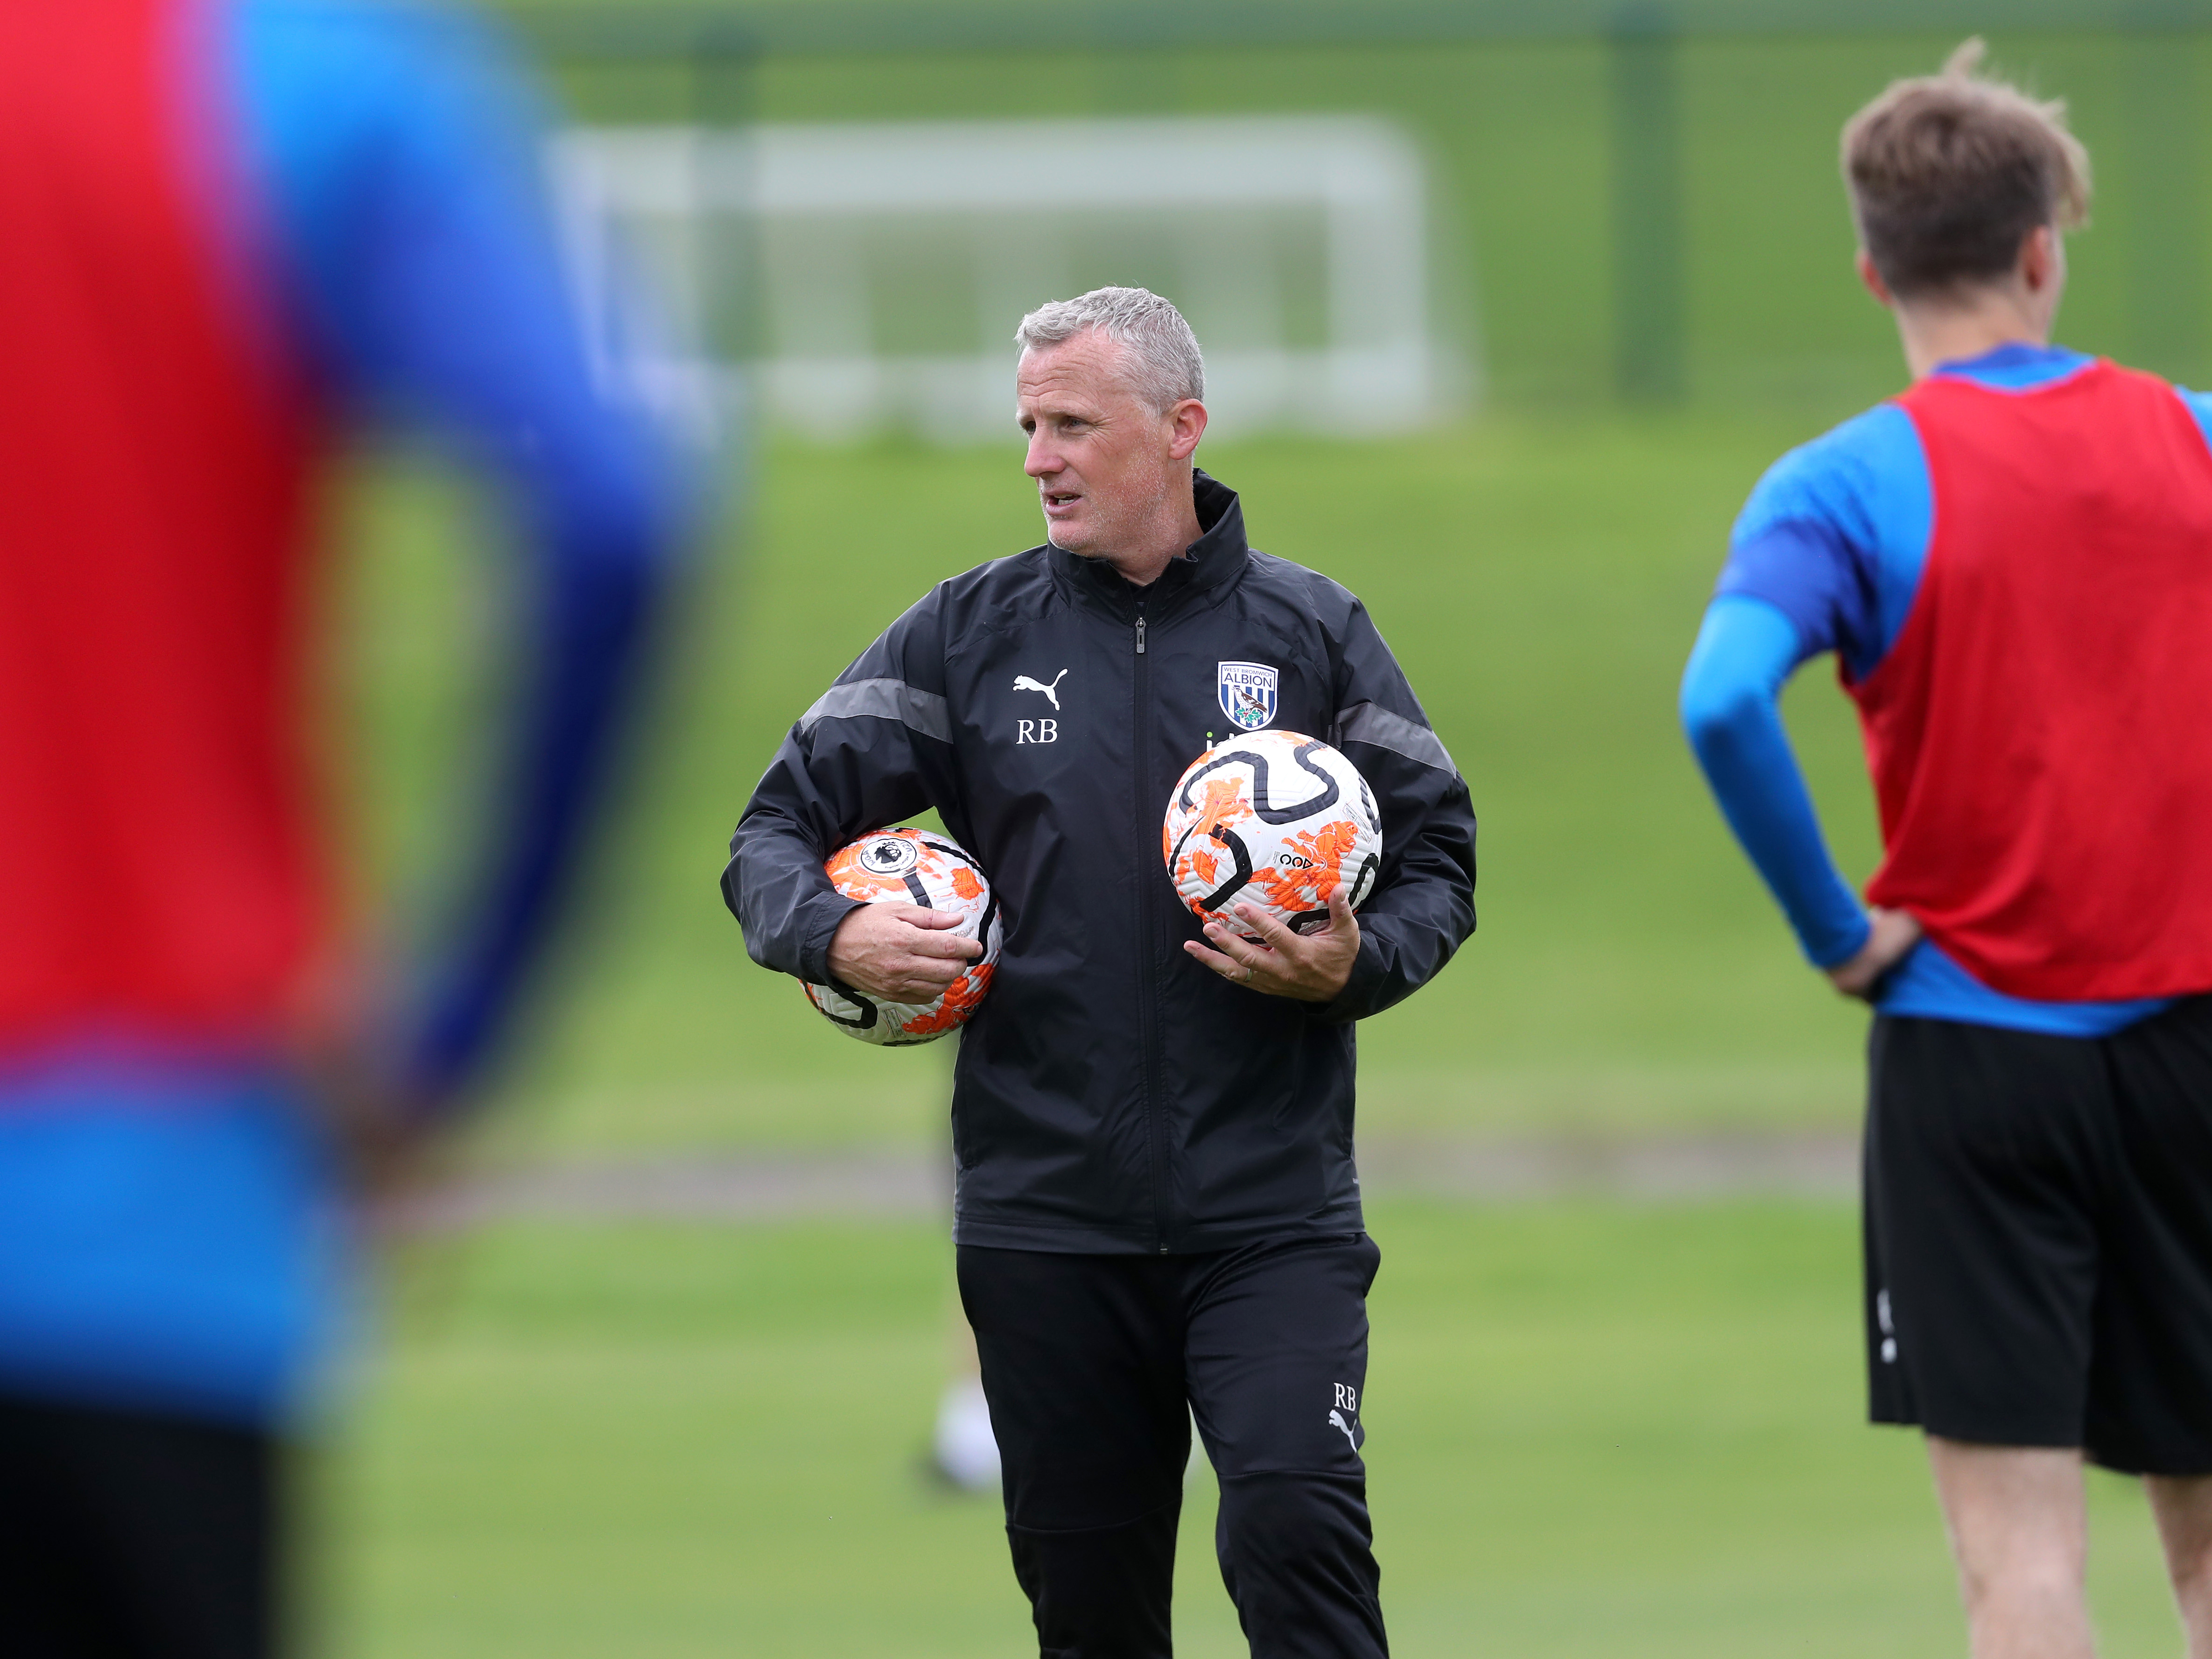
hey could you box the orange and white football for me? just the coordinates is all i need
[1163,731,1382,941]
[802,828,1000,1044]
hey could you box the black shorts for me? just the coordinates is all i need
[1865,997,2212,1474]
[0,1392,281,1659]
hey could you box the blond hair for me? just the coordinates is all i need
[1842,39,2091,298]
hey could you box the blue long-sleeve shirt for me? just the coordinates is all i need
[0,0,686,1426]
[236,1,688,1096]
[1680,342,2194,1038]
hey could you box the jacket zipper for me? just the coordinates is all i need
[1132,597,1167,1251]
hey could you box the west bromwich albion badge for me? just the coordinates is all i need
[1217,661,1279,732]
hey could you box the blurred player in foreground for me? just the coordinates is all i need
[1682,42,2212,1659]
[727,288,1475,1656]
[0,3,682,1653]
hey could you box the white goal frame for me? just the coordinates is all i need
[555,115,1467,440]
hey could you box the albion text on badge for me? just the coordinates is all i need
[1217,661,1279,732]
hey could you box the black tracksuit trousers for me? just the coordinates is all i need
[958,1233,1388,1659]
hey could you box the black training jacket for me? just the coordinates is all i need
[723,471,1477,1254]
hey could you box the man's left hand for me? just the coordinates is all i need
[1184,888,1360,1002]
[1826,905,1922,1000]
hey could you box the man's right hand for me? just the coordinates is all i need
[279,947,435,1210]
[827,903,983,1002]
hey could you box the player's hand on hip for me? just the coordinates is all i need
[1826,906,1923,1000]
[1184,887,1360,1003]
[829,903,983,1002]
[279,945,434,1207]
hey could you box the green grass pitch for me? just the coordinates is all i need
[326,1203,2184,1657]
[309,14,2212,1647]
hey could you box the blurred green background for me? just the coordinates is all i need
[318,9,2209,1654]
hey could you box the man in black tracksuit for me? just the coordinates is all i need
[724,289,1475,1657]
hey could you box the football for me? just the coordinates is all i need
[1162,731,1383,939]
[801,828,1001,1045]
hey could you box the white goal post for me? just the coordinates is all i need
[554,115,1469,441]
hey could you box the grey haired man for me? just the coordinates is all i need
[726,288,1476,1655]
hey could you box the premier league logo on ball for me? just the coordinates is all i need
[857,837,920,877]
[1217,661,1278,732]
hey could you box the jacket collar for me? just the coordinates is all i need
[1050,469,1250,618]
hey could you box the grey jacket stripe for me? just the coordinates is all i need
[1334,700,1455,774]
[800,677,952,743]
